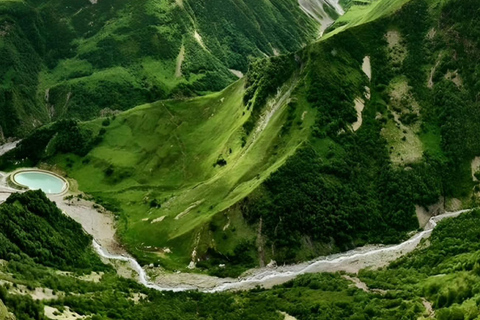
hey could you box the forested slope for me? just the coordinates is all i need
[241,0,480,263]
[0,0,328,138]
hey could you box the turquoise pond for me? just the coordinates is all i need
[14,171,66,194]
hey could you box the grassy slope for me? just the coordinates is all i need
[53,77,316,268]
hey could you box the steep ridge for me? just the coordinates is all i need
[0,0,409,271]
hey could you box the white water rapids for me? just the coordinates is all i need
[93,209,471,293]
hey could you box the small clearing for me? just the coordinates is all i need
[362,56,371,81]
[229,69,244,78]
[416,205,432,228]
[78,272,104,283]
[129,293,148,303]
[365,86,371,100]
[422,298,435,318]
[175,45,185,78]
[301,111,307,121]
[416,198,447,228]
[352,98,365,131]
[44,306,85,320]
[279,311,297,320]
[382,120,423,164]
[415,197,445,228]
[386,30,401,48]
[222,216,230,231]
[471,157,480,181]
[382,78,423,164]
[194,30,206,50]
[175,200,203,220]
[343,275,369,292]
[445,198,463,211]
[0,279,62,301]
[445,69,463,87]
[151,215,166,224]
[386,30,407,65]
[175,0,183,8]
[55,271,104,283]
[426,27,436,40]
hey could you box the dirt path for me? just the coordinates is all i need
[175,45,185,78]
[428,57,441,89]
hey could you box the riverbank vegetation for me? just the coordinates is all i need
[3,200,480,319]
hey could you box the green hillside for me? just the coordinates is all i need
[0,0,323,137]
[1,0,480,318]
[1,0,479,277]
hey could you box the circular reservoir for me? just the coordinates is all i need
[13,170,67,194]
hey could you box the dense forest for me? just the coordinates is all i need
[0,190,107,271]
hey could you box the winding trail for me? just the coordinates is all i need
[93,209,471,292]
